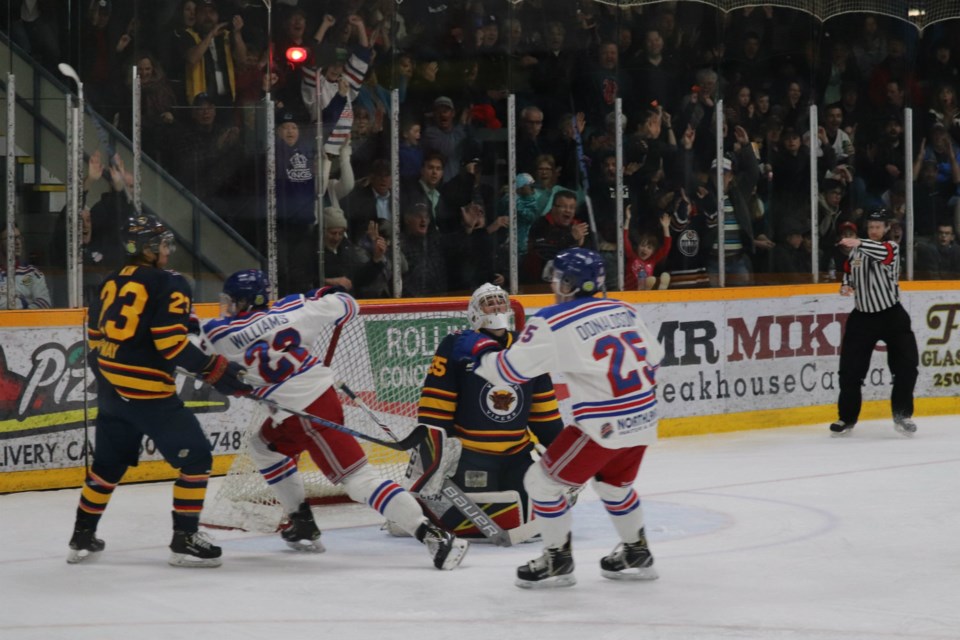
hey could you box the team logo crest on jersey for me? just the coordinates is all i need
[479,383,524,423]
[678,229,699,257]
[600,423,614,439]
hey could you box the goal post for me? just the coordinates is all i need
[201,297,526,532]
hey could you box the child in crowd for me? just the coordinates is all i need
[624,208,672,290]
[399,118,423,180]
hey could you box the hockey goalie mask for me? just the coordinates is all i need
[467,283,511,331]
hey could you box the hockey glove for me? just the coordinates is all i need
[201,355,253,396]
[451,336,499,366]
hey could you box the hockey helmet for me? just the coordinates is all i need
[221,269,271,317]
[467,282,510,331]
[123,214,174,258]
[548,247,606,299]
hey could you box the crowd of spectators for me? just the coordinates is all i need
[4,1,960,302]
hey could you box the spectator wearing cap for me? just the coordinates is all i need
[440,153,496,223]
[817,178,846,259]
[320,206,389,297]
[404,52,441,124]
[400,203,448,297]
[422,96,472,183]
[273,108,318,294]
[302,14,372,157]
[687,129,762,286]
[184,0,248,114]
[497,173,541,258]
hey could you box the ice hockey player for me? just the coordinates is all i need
[199,269,469,569]
[407,283,564,542]
[466,248,664,588]
[68,214,252,568]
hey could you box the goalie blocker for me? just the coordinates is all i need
[403,427,538,544]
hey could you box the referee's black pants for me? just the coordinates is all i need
[837,303,919,424]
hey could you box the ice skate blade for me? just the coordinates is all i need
[66,548,102,564]
[436,538,470,570]
[830,428,854,438]
[515,573,576,589]
[893,423,916,437]
[601,566,659,581]
[285,539,326,553]
[168,552,222,568]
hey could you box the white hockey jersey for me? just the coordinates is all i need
[475,297,663,449]
[201,290,359,412]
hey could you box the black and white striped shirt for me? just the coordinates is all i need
[841,239,901,313]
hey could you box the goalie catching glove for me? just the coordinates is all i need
[201,355,253,396]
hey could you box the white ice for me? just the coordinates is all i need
[2,416,959,640]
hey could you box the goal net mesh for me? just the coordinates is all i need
[201,298,525,532]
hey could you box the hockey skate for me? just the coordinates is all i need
[600,528,658,581]
[515,534,575,589]
[66,527,105,564]
[829,420,855,437]
[169,530,222,568]
[416,522,469,570]
[893,417,917,437]
[281,502,325,553]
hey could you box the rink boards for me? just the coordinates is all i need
[1,282,958,493]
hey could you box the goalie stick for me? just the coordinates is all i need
[337,380,513,547]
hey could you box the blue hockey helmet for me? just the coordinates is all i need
[221,269,271,316]
[549,247,605,298]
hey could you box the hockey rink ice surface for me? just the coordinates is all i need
[2,416,958,640]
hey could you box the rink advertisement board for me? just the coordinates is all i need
[1,285,958,492]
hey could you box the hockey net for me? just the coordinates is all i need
[201,298,526,532]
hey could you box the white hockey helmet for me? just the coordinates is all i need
[467,283,511,331]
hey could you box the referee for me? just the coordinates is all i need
[830,208,919,437]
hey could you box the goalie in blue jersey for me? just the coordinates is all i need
[404,283,565,542]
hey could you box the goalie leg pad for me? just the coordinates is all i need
[404,426,461,497]
[427,489,528,541]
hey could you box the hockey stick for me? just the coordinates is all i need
[570,108,609,298]
[337,380,513,546]
[251,394,430,452]
[177,368,429,451]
